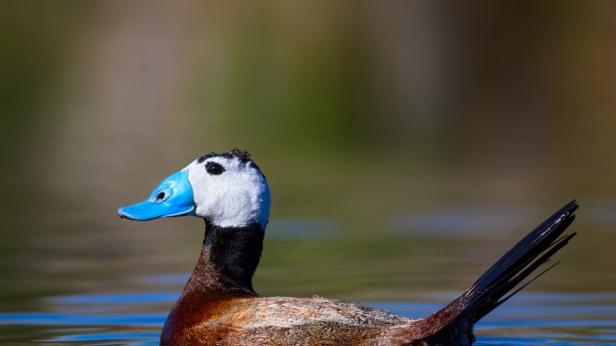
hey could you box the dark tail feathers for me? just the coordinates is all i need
[416,201,578,344]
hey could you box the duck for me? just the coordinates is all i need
[117,149,578,346]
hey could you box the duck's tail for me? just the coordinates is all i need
[411,201,578,345]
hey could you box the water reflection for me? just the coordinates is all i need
[392,203,535,237]
[267,218,338,239]
[1,287,614,345]
[1,204,615,343]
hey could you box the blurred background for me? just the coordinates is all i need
[1,1,615,344]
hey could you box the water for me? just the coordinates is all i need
[1,208,615,345]
[1,288,615,344]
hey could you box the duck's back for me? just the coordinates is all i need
[161,295,420,346]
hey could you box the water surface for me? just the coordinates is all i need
[1,287,615,344]
[1,208,614,345]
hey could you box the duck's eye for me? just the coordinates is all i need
[206,162,225,175]
[156,191,166,201]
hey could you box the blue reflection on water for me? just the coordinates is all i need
[0,312,166,326]
[49,292,179,305]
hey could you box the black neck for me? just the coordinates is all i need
[183,222,264,295]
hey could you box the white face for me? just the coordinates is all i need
[182,154,271,230]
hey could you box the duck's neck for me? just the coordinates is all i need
[183,221,264,296]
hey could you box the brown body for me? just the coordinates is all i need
[162,294,424,345]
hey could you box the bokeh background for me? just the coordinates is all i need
[1,1,615,344]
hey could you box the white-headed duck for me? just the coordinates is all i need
[118,149,578,346]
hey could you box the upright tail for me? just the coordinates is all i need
[412,201,579,345]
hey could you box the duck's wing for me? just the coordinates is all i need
[188,296,417,346]
[246,296,412,328]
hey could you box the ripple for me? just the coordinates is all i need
[0,292,614,345]
[48,292,179,305]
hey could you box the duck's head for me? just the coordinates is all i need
[117,149,271,230]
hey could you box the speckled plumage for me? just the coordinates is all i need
[163,295,417,346]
